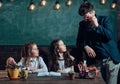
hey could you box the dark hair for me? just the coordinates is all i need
[78,2,94,16]
[49,39,74,71]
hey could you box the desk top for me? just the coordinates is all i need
[0,70,105,84]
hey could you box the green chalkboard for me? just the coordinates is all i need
[0,0,117,45]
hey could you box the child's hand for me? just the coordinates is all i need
[57,70,68,74]
[6,57,17,65]
[30,67,38,71]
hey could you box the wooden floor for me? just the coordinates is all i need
[0,70,105,84]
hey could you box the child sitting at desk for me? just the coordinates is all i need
[49,39,75,74]
[6,42,48,74]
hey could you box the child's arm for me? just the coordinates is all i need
[17,57,24,66]
[34,57,48,73]
[63,66,74,73]
[6,57,17,66]
[57,69,68,74]
[71,66,74,71]
[64,57,75,73]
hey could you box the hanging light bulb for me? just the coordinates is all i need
[54,0,61,10]
[100,0,106,5]
[66,0,72,6]
[28,0,36,11]
[39,0,47,6]
[0,0,3,8]
[110,0,117,9]
[111,3,116,9]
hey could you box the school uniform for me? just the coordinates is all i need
[17,56,48,73]
[57,56,75,73]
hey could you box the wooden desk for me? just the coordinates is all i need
[0,70,105,84]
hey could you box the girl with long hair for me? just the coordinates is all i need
[49,39,75,73]
[7,42,48,74]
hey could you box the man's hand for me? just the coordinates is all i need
[90,16,99,27]
[84,45,96,58]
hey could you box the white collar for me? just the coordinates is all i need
[30,57,37,62]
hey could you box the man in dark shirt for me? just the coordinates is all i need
[76,1,120,84]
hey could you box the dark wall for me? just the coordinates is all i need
[117,0,120,51]
[0,0,117,46]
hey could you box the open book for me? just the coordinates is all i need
[37,72,61,76]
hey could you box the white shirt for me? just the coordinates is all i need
[17,56,48,73]
[57,55,74,73]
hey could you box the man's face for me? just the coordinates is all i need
[83,10,95,21]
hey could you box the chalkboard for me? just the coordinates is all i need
[0,0,117,45]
